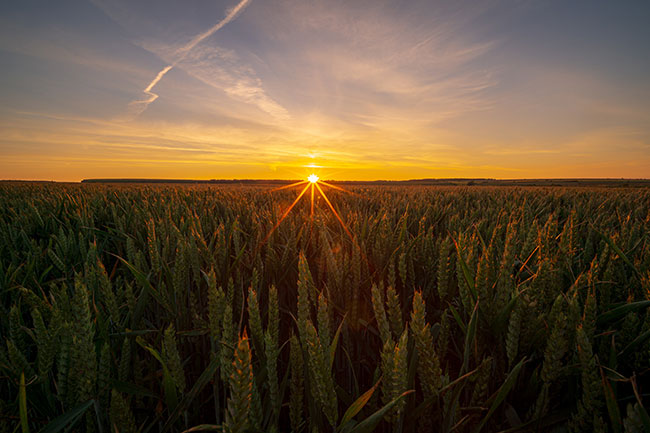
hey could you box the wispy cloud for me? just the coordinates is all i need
[174,45,290,120]
[126,0,251,118]
[240,0,500,133]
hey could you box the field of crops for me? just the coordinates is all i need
[0,183,649,433]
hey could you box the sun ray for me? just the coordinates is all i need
[315,182,354,241]
[260,173,363,256]
[310,183,315,217]
[319,181,361,196]
[270,180,308,192]
[263,182,311,243]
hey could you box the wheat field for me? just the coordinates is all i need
[0,183,649,433]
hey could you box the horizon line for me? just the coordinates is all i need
[2,177,650,184]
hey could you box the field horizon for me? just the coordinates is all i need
[2,178,650,188]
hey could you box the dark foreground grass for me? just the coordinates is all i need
[0,183,648,432]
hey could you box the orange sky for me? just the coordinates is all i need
[1,0,649,181]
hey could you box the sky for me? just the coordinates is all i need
[1,0,649,181]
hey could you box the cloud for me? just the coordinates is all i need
[126,65,173,118]
[126,0,251,118]
[238,0,500,132]
[174,0,251,57]
[174,45,290,120]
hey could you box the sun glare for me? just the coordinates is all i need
[264,173,357,246]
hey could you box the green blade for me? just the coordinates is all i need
[40,400,94,433]
[339,378,381,429]
[19,372,29,433]
[473,357,526,433]
[348,390,414,433]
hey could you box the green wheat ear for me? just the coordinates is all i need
[207,268,226,344]
[470,356,492,405]
[249,374,263,431]
[437,309,451,360]
[162,324,186,392]
[6,338,34,380]
[437,236,453,300]
[69,277,96,406]
[265,330,280,425]
[371,283,391,344]
[118,336,131,383]
[541,297,569,384]
[289,334,304,433]
[224,332,253,433]
[317,291,331,350]
[410,291,442,398]
[569,325,606,433]
[109,389,137,433]
[9,305,26,354]
[221,303,235,382]
[304,321,338,427]
[623,402,646,432]
[268,284,279,344]
[297,252,316,340]
[506,300,522,368]
[381,329,409,425]
[386,285,403,339]
[97,342,111,411]
[247,286,264,360]
[32,308,57,378]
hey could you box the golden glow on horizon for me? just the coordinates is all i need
[1,114,648,181]
[308,173,319,183]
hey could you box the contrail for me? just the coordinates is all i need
[127,0,251,118]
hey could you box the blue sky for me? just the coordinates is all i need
[1,0,649,180]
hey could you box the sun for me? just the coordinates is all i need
[308,173,319,183]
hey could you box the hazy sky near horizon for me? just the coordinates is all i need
[1,0,649,181]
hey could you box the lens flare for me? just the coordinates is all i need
[260,174,369,271]
[264,174,355,245]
